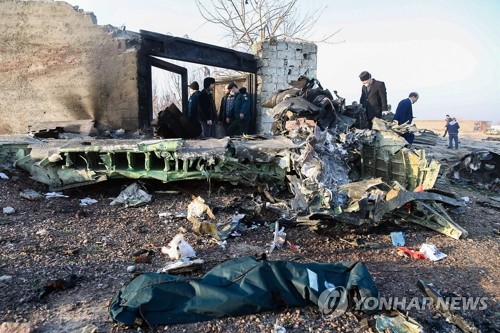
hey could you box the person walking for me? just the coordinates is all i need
[447,117,460,149]
[198,77,217,138]
[359,71,388,129]
[393,92,419,145]
[226,87,251,136]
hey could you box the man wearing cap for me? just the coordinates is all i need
[198,77,217,138]
[187,81,201,136]
[227,86,251,136]
[359,71,388,129]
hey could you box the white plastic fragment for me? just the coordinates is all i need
[161,233,196,260]
[80,197,98,206]
[269,222,286,253]
[3,207,15,215]
[45,192,69,198]
[110,182,152,207]
[419,243,447,261]
[0,275,13,283]
[127,265,136,273]
[0,172,9,179]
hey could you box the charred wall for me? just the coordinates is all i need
[0,1,140,134]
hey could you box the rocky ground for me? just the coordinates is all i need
[0,134,499,333]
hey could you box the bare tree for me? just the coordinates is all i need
[195,0,342,49]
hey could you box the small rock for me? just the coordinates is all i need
[0,275,13,283]
[0,322,33,333]
[127,265,136,273]
[3,207,15,215]
[77,324,99,333]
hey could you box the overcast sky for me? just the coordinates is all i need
[68,0,500,123]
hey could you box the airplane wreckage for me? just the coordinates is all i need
[0,77,469,240]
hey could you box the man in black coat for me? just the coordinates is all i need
[359,71,388,129]
[198,77,217,138]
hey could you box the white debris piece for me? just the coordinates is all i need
[0,172,9,179]
[269,222,286,253]
[80,197,98,206]
[3,207,15,215]
[161,233,196,260]
[110,182,152,207]
[45,192,69,198]
[419,243,447,261]
[0,275,13,283]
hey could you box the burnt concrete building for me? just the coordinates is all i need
[0,1,317,135]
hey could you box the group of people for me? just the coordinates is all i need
[359,70,460,149]
[187,77,251,138]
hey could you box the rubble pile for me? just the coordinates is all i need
[0,77,469,240]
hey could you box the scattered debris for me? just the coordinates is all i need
[31,274,79,302]
[157,258,205,274]
[187,196,219,239]
[161,234,196,260]
[0,275,13,283]
[133,249,155,264]
[413,129,439,146]
[268,222,286,253]
[79,197,98,206]
[2,207,15,215]
[417,280,480,333]
[375,310,423,333]
[419,243,447,261]
[390,231,405,246]
[45,192,69,198]
[397,247,427,260]
[110,182,152,207]
[450,150,500,194]
[19,189,44,201]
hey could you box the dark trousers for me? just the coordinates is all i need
[200,121,215,138]
[449,133,459,149]
[227,119,250,136]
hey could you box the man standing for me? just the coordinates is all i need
[187,81,201,136]
[394,92,419,144]
[446,117,460,149]
[219,82,238,133]
[198,77,217,138]
[227,87,251,136]
[359,71,388,129]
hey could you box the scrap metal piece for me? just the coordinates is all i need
[417,280,480,333]
[393,200,468,239]
[372,190,465,222]
[451,150,500,193]
[375,310,423,333]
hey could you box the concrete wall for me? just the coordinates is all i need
[254,39,317,133]
[0,0,140,134]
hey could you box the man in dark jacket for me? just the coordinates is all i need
[198,77,217,138]
[394,92,419,144]
[359,71,388,129]
[187,81,201,136]
[227,87,251,136]
[219,82,238,132]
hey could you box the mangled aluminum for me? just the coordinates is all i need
[0,76,466,239]
[450,150,500,194]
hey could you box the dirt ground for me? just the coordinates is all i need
[0,133,499,333]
